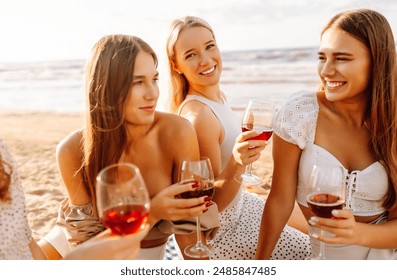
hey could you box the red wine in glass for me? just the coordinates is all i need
[103,204,149,235]
[96,163,151,236]
[176,180,215,199]
[305,164,345,260]
[242,124,273,141]
[307,193,344,218]
[178,157,215,258]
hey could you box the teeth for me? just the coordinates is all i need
[327,81,344,88]
[201,66,215,75]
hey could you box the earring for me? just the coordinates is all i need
[176,70,182,75]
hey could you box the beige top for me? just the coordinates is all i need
[56,198,220,246]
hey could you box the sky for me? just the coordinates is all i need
[1,0,397,63]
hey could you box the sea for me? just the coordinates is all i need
[0,47,319,114]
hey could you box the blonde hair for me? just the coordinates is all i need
[166,16,216,113]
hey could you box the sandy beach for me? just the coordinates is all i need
[0,109,273,242]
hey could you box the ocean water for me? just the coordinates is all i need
[0,47,319,113]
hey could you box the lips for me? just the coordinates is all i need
[139,105,155,111]
[200,66,216,75]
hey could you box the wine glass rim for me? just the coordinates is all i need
[96,162,142,184]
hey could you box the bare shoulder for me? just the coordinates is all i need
[155,111,196,136]
[56,129,83,162]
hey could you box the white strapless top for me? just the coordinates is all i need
[273,91,388,216]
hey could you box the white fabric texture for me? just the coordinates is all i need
[177,95,310,260]
[274,90,388,216]
[0,139,33,260]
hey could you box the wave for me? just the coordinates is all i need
[0,47,319,112]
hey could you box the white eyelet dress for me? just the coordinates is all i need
[274,90,396,259]
[171,95,311,260]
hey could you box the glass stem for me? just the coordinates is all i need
[196,216,202,245]
[245,163,253,175]
[318,230,325,259]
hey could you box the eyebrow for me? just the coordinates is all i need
[132,71,159,79]
[183,40,215,56]
[318,51,354,56]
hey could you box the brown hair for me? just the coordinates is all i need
[322,9,397,209]
[82,34,157,212]
[166,16,216,113]
[0,154,11,202]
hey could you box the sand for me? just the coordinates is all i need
[0,109,273,241]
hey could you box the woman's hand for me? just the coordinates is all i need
[232,131,267,166]
[64,226,150,260]
[149,181,212,226]
[308,209,361,245]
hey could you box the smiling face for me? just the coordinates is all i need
[173,26,222,91]
[318,27,372,103]
[124,51,159,126]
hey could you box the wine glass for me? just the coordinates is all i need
[306,164,345,260]
[235,99,276,186]
[96,163,150,236]
[177,157,215,258]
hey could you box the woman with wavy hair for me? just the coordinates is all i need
[39,34,219,260]
[256,9,397,259]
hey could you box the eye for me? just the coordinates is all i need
[206,43,216,50]
[185,53,196,59]
[318,55,326,62]
[336,57,349,61]
[133,80,143,86]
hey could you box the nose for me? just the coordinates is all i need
[319,59,336,77]
[199,52,210,66]
[144,82,159,100]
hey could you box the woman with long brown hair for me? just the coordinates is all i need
[256,9,397,259]
[40,34,219,260]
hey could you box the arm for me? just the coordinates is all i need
[166,115,213,259]
[214,131,266,211]
[256,134,301,259]
[65,226,149,260]
[311,206,397,249]
[38,130,91,259]
[56,130,90,205]
[180,102,266,211]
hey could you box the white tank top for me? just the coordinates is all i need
[178,95,241,170]
[178,95,243,209]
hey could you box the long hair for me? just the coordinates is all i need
[322,9,397,209]
[166,16,216,113]
[0,154,11,202]
[82,34,157,213]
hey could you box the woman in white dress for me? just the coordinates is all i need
[256,9,397,260]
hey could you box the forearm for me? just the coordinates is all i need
[356,219,397,249]
[256,195,294,259]
[212,156,244,211]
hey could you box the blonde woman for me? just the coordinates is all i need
[166,16,310,260]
